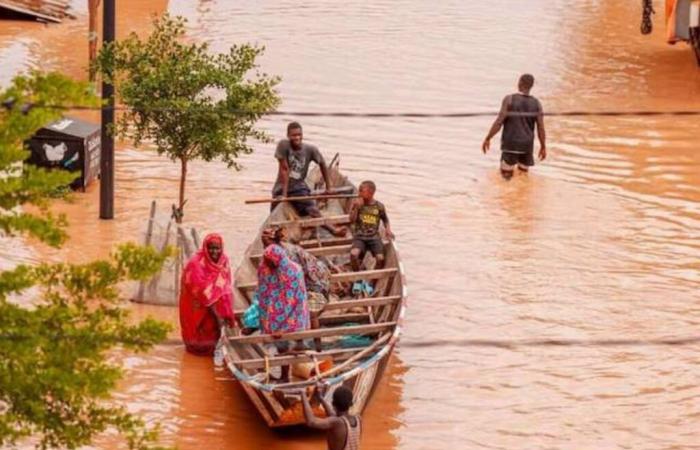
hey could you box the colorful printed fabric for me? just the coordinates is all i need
[179,233,234,356]
[255,244,309,334]
[281,242,331,296]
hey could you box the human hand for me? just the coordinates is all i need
[287,388,306,399]
[385,228,395,240]
[538,146,547,161]
[315,381,329,397]
[482,138,491,154]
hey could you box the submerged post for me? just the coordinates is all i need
[88,0,101,81]
[99,0,115,219]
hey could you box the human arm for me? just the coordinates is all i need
[274,141,290,198]
[482,95,510,153]
[380,203,394,240]
[277,158,290,198]
[536,102,546,160]
[315,382,335,417]
[297,389,336,430]
[210,293,235,328]
[349,198,362,225]
[316,150,334,194]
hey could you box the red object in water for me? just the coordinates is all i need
[179,234,234,356]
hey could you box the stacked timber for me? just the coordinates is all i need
[0,0,72,23]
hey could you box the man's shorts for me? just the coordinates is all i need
[351,237,385,258]
[501,150,534,171]
[271,183,316,216]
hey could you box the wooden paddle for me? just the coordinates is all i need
[245,193,358,204]
[245,186,356,204]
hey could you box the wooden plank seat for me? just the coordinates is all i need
[232,347,364,370]
[236,268,398,291]
[329,268,397,283]
[321,295,401,311]
[249,239,390,262]
[233,295,400,317]
[299,236,354,249]
[318,312,370,325]
[269,215,349,228]
[249,244,353,263]
[225,322,396,345]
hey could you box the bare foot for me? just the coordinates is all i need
[331,226,347,237]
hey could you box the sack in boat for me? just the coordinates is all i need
[307,291,329,314]
[292,357,333,379]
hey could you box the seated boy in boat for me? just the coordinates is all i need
[349,181,394,293]
[272,121,345,236]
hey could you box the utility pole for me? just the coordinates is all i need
[88,0,101,81]
[99,0,115,219]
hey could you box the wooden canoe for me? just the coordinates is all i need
[221,157,407,427]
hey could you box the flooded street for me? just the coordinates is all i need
[2,0,700,448]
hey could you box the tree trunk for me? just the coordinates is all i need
[178,157,188,224]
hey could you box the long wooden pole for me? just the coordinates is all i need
[245,194,357,205]
[99,0,115,219]
[87,0,101,81]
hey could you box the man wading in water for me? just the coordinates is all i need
[297,384,362,450]
[482,74,547,179]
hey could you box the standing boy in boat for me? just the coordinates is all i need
[272,121,345,236]
[349,181,394,280]
[297,384,362,450]
[482,73,547,179]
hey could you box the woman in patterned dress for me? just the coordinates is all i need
[262,226,331,299]
[255,243,310,381]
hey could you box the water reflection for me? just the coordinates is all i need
[1,0,700,448]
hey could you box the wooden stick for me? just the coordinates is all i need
[135,200,156,302]
[191,228,201,249]
[236,268,397,290]
[232,348,360,370]
[270,214,350,228]
[174,233,182,300]
[272,332,392,389]
[316,332,391,379]
[233,295,401,317]
[245,194,357,205]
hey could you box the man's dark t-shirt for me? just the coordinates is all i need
[273,139,324,192]
[500,93,542,154]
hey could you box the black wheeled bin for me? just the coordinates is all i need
[26,116,101,191]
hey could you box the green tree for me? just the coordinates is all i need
[0,72,172,449]
[94,14,281,222]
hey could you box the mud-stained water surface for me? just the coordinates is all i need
[2,0,700,449]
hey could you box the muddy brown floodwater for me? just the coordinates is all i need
[2,0,700,449]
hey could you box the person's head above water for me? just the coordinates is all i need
[332,386,354,414]
[204,233,223,264]
[518,73,535,94]
[287,122,303,149]
[358,180,376,203]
